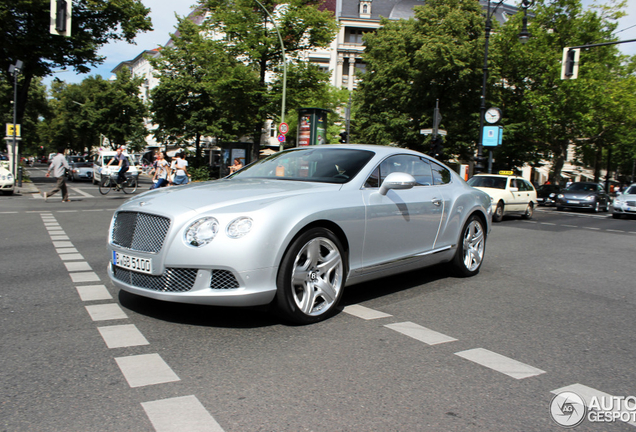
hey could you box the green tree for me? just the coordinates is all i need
[0,0,152,123]
[198,0,339,161]
[355,0,485,159]
[149,17,261,164]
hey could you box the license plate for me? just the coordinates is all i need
[113,251,152,274]
[567,200,577,204]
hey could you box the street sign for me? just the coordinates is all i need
[420,129,447,136]
[278,134,286,143]
[279,122,289,135]
[5,124,21,137]
[482,126,503,147]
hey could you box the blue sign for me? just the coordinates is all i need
[482,126,503,147]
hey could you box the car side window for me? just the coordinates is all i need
[364,155,433,188]
[431,162,451,185]
[523,180,534,191]
[364,167,380,188]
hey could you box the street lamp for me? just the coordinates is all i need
[252,0,287,152]
[475,0,533,173]
[8,60,23,178]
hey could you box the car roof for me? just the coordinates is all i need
[473,174,523,179]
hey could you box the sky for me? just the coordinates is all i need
[43,0,636,88]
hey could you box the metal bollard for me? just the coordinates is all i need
[18,165,23,187]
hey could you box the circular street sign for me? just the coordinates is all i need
[279,122,289,135]
[278,134,286,142]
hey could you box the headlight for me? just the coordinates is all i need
[7,174,13,180]
[557,194,564,199]
[585,195,594,201]
[227,217,253,238]
[549,193,556,198]
[184,217,219,247]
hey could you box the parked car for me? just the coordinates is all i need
[92,151,139,185]
[536,184,561,206]
[66,155,93,181]
[0,163,15,195]
[467,173,538,222]
[556,182,609,213]
[106,144,492,324]
[611,184,636,219]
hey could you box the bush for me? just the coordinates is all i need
[189,166,212,182]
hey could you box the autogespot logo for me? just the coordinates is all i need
[550,391,586,428]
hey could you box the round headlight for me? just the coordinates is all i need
[549,193,556,198]
[227,217,253,238]
[557,194,564,199]
[184,217,219,247]
[585,195,594,201]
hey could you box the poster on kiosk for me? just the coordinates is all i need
[297,108,328,147]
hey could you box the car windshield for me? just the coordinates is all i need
[566,183,596,192]
[624,186,636,195]
[467,176,507,189]
[230,147,375,184]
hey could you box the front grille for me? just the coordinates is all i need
[626,201,636,206]
[210,270,240,290]
[111,211,170,253]
[113,266,197,292]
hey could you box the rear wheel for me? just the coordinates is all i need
[593,201,600,213]
[123,177,138,194]
[522,202,534,220]
[451,215,486,277]
[98,176,112,195]
[275,228,346,325]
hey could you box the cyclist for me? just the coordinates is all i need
[106,147,129,190]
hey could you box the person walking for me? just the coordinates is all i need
[170,152,189,185]
[43,148,70,202]
[151,152,170,189]
[106,147,129,190]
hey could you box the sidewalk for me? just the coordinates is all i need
[13,181,40,196]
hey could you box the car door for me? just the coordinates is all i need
[507,178,524,211]
[361,154,444,269]
[513,179,535,208]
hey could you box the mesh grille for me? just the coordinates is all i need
[113,266,197,292]
[112,212,171,253]
[210,270,240,290]
[626,201,636,206]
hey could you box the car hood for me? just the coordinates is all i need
[616,194,636,201]
[561,191,596,199]
[121,178,342,215]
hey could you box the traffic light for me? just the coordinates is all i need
[561,48,580,79]
[50,0,72,37]
[339,131,348,143]
[429,136,443,159]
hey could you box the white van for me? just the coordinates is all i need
[92,151,139,185]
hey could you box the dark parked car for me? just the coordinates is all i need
[536,184,561,206]
[556,182,610,213]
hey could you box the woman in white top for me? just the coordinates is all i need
[151,152,170,189]
[171,152,189,185]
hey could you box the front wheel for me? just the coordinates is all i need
[123,177,138,194]
[451,215,486,277]
[522,203,534,220]
[98,177,112,195]
[593,201,600,213]
[493,202,504,222]
[275,228,346,325]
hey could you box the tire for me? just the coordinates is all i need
[493,201,504,222]
[123,177,138,194]
[522,202,534,220]
[275,227,346,325]
[98,176,112,195]
[593,201,600,213]
[451,215,486,277]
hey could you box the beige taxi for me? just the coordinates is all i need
[467,172,538,222]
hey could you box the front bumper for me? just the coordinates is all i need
[557,199,595,209]
[612,201,636,215]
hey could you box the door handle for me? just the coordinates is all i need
[432,198,442,206]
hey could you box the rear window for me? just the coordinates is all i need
[467,176,506,189]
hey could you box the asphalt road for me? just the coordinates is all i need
[1,168,635,431]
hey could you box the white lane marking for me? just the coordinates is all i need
[522,221,538,224]
[58,210,79,213]
[47,230,65,235]
[562,224,578,228]
[85,304,128,321]
[50,235,70,240]
[64,261,92,272]
[385,321,457,345]
[44,224,61,228]
[60,253,85,261]
[0,211,20,214]
[76,285,112,301]
[540,222,556,226]
[583,227,601,230]
[343,305,392,320]
[455,348,545,379]
[115,353,181,388]
[142,395,225,432]
[98,324,149,349]
[56,247,78,254]
[606,229,625,233]
[551,383,636,427]
[70,272,100,283]
[53,241,73,248]
[69,187,93,198]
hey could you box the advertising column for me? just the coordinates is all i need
[297,108,328,146]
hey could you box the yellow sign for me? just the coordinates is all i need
[6,124,21,137]
[498,170,514,176]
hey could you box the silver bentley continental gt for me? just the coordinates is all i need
[107,144,492,324]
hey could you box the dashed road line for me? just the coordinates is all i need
[76,285,112,301]
[70,271,100,283]
[115,353,181,388]
[98,324,150,349]
[64,261,92,272]
[343,304,392,320]
[455,348,545,379]
[85,303,129,321]
[142,396,225,432]
[385,321,457,345]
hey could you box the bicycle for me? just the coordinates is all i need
[98,174,138,195]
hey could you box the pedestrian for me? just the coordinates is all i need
[170,152,189,185]
[150,152,170,189]
[43,147,71,202]
[566,179,573,188]
[106,147,129,190]
[228,158,243,174]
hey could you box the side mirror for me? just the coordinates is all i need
[379,172,417,196]
[509,187,519,192]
